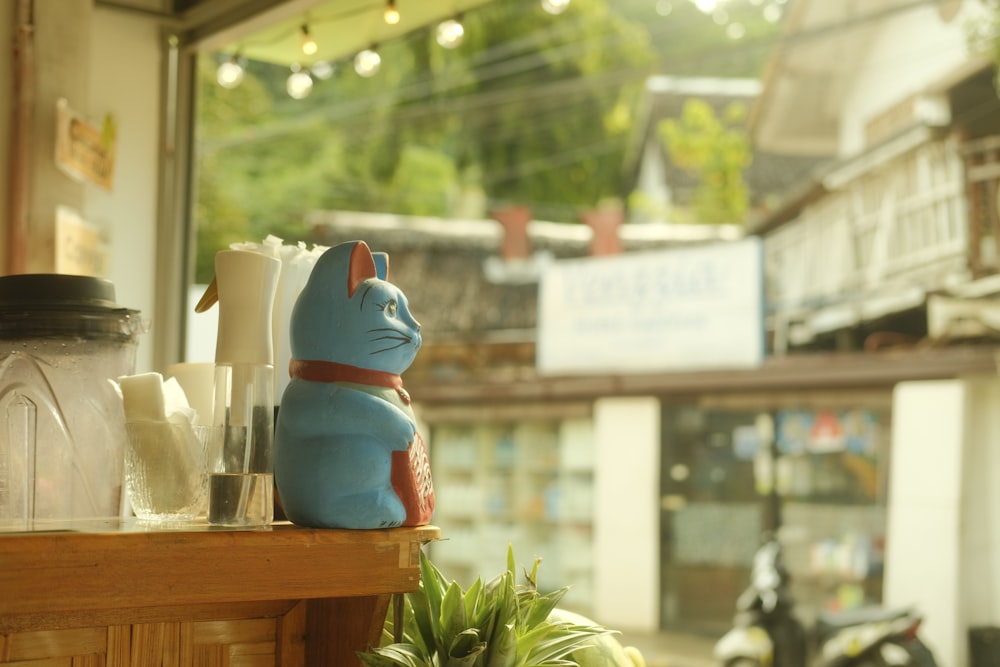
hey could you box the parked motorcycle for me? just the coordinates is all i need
[714,535,938,667]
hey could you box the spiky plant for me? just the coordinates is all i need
[358,545,609,667]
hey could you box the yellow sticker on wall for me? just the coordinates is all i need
[55,98,117,191]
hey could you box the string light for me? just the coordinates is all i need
[311,60,335,80]
[354,47,381,77]
[286,63,313,99]
[384,0,400,25]
[216,1,573,91]
[436,17,465,48]
[300,25,318,56]
[216,54,245,89]
[541,0,570,15]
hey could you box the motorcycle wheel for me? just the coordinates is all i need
[863,639,938,667]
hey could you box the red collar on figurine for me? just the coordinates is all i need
[289,359,410,405]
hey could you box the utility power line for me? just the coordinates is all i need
[202,0,953,154]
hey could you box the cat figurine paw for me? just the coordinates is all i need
[274,240,434,529]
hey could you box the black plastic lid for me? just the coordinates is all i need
[0,274,142,341]
[0,274,125,311]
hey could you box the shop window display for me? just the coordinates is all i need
[427,418,597,614]
[659,402,890,633]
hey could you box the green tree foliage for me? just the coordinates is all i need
[391,145,459,216]
[969,2,1000,93]
[195,57,349,281]
[194,0,783,279]
[194,0,658,278]
[616,0,782,77]
[658,99,752,224]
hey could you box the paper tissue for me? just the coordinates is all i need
[119,372,207,522]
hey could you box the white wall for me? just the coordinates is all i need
[593,396,660,632]
[86,8,163,373]
[886,380,966,667]
[839,1,989,155]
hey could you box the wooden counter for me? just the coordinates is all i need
[0,521,439,666]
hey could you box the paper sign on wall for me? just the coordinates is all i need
[55,98,116,191]
[55,206,109,277]
[536,237,764,375]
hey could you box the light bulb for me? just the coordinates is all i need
[354,48,381,77]
[311,60,335,80]
[436,18,465,48]
[541,0,570,15]
[216,56,244,89]
[301,25,318,56]
[384,0,400,25]
[726,22,746,39]
[286,65,313,99]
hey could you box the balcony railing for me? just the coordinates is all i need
[765,133,1000,348]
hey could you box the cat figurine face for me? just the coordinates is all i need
[275,240,434,529]
[290,240,421,373]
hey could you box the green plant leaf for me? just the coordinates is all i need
[485,621,518,667]
[439,581,468,651]
[521,587,569,631]
[482,570,518,667]
[408,585,436,656]
[421,549,449,612]
[359,642,430,667]
[445,628,487,667]
[521,625,610,665]
[463,577,484,623]
[359,543,617,667]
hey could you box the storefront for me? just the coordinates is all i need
[410,344,998,642]
[660,391,891,634]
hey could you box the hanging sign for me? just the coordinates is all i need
[536,237,764,375]
[55,98,116,190]
[55,206,108,277]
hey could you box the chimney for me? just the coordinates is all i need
[491,205,533,261]
[581,205,623,256]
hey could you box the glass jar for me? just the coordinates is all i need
[0,274,144,528]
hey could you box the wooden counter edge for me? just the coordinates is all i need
[0,524,441,620]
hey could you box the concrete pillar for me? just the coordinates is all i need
[592,395,660,632]
[886,380,965,667]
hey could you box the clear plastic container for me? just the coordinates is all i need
[206,362,274,527]
[0,274,143,528]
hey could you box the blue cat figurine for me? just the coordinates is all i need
[274,240,435,529]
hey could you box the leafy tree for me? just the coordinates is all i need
[970,2,1000,93]
[614,0,784,77]
[195,0,657,251]
[658,99,752,224]
[193,0,785,278]
[390,145,459,216]
[195,59,352,280]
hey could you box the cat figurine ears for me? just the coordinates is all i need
[344,242,389,296]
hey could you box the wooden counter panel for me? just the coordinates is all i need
[0,523,439,666]
[0,524,438,618]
